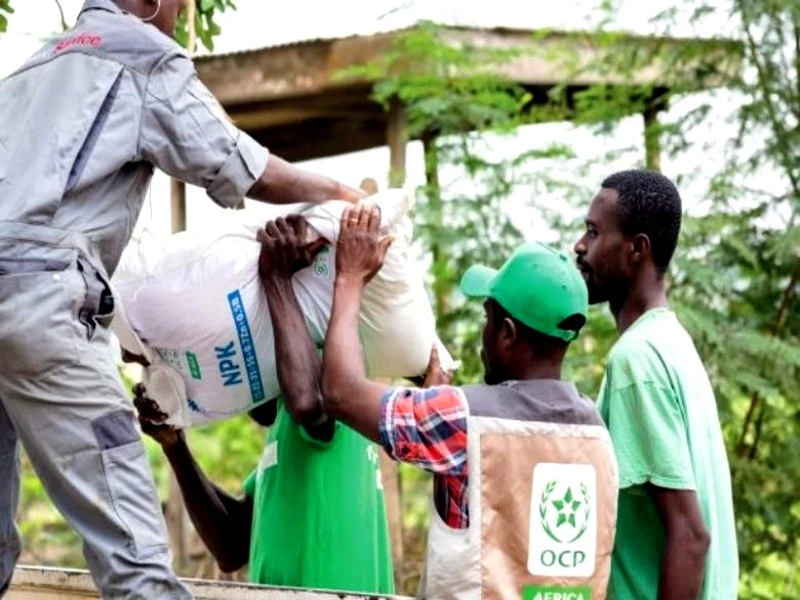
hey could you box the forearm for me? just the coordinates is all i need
[247,155,346,205]
[321,279,366,408]
[264,276,325,425]
[163,440,251,571]
[658,531,709,599]
[321,278,385,441]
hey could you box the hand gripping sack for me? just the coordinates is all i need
[111,189,456,428]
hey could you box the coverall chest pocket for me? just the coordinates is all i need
[0,253,83,380]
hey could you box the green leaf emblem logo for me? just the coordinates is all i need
[539,480,591,543]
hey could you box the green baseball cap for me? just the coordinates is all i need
[459,241,588,342]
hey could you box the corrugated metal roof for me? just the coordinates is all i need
[192,29,391,61]
[193,21,732,64]
[193,20,424,60]
[191,21,596,62]
[192,12,422,60]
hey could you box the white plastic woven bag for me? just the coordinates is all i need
[111,189,455,428]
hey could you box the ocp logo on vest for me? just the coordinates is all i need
[528,463,597,579]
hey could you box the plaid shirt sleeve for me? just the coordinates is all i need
[378,385,468,477]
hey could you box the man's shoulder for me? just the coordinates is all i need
[607,315,674,371]
[605,335,672,394]
[87,11,187,72]
[50,9,187,72]
[462,380,604,426]
[11,15,187,84]
[606,310,703,387]
[384,384,468,407]
[607,331,660,366]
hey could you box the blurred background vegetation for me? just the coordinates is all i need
[4,0,800,597]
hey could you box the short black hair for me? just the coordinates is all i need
[602,169,682,273]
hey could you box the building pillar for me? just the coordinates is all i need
[643,100,663,172]
[387,98,408,187]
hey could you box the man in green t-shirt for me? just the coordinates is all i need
[574,169,739,599]
[134,216,394,595]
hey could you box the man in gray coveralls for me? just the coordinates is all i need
[0,1,363,597]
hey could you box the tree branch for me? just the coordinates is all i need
[53,0,67,32]
[737,0,800,198]
[773,267,800,338]
[793,10,800,124]
[748,401,767,460]
[737,265,800,457]
[186,0,196,55]
[766,2,795,122]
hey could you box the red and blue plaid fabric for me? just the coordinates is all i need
[379,385,470,529]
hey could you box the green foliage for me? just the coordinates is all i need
[0,0,13,34]
[0,1,231,51]
[343,23,583,385]
[361,8,797,598]
[174,0,236,52]
[652,2,799,595]
[10,3,800,597]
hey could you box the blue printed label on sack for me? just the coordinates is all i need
[225,290,265,403]
[214,341,242,386]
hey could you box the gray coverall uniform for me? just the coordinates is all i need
[0,1,269,597]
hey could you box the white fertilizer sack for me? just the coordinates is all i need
[111,189,456,428]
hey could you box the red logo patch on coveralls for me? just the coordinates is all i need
[54,34,102,54]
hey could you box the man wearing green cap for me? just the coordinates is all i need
[320,205,619,599]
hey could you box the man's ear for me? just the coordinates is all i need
[632,233,651,264]
[500,317,517,349]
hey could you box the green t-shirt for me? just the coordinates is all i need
[596,308,738,600]
[242,399,395,595]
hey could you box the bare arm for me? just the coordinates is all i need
[320,205,401,442]
[248,155,365,205]
[264,276,333,440]
[259,217,334,440]
[133,388,252,573]
[647,486,711,599]
[322,279,454,442]
[138,56,364,210]
[321,277,388,443]
[163,439,253,573]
